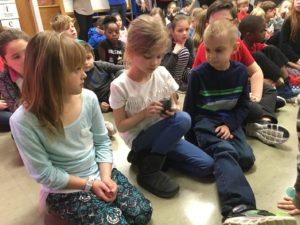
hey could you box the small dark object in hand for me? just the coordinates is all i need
[160,98,172,113]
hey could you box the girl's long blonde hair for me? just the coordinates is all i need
[290,0,300,42]
[193,9,207,51]
[22,31,86,135]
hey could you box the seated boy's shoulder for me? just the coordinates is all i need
[191,62,210,73]
[231,60,247,69]
[230,61,248,76]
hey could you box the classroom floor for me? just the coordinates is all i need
[1,96,300,225]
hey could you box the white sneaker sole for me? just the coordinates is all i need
[223,216,297,225]
[245,123,289,145]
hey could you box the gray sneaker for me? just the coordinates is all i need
[223,209,296,225]
[245,122,289,145]
[286,93,300,105]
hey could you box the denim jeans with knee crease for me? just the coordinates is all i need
[132,111,214,178]
[194,117,256,217]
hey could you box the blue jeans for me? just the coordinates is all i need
[194,117,256,216]
[132,111,214,178]
[110,3,127,27]
[0,110,12,132]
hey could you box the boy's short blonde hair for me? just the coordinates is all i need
[203,19,238,45]
[250,7,265,18]
[50,14,75,32]
[237,0,249,5]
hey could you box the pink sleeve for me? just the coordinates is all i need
[0,60,3,71]
[238,40,254,67]
[192,43,206,69]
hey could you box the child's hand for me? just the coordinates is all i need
[140,1,146,12]
[265,31,273,40]
[173,43,185,54]
[102,177,118,202]
[0,100,8,110]
[249,93,260,103]
[143,101,164,118]
[277,197,300,215]
[161,99,180,118]
[99,29,105,35]
[215,125,233,140]
[92,179,117,203]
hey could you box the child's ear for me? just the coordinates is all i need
[232,41,240,53]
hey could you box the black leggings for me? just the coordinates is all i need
[252,45,289,82]
[245,83,278,124]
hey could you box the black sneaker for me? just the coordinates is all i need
[275,96,286,110]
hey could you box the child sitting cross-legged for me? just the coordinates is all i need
[109,15,214,199]
[88,16,106,49]
[10,31,152,225]
[239,15,291,88]
[80,41,124,113]
[260,1,278,38]
[236,0,250,22]
[112,12,127,43]
[97,15,124,65]
[184,19,296,225]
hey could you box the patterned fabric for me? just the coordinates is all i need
[173,47,190,86]
[0,68,20,112]
[46,168,152,225]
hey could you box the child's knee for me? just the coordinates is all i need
[239,154,255,171]
[194,157,215,178]
[174,111,191,131]
[137,200,153,225]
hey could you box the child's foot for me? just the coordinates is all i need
[105,121,116,137]
[275,96,286,110]
[245,122,289,145]
[223,209,297,225]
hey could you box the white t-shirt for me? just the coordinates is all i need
[109,66,179,147]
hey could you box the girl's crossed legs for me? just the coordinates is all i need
[46,169,152,225]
